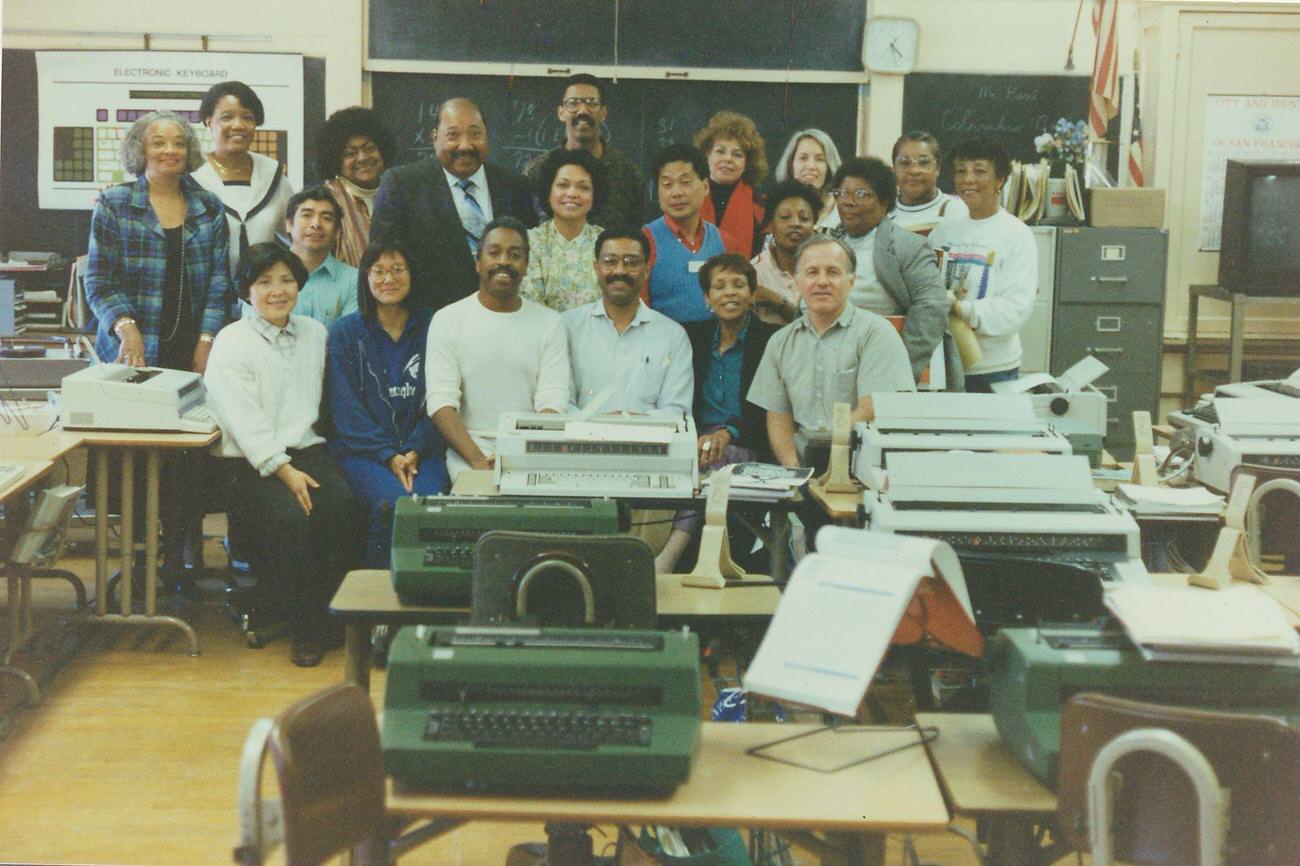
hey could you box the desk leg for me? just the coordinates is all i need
[344,623,369,690]
[144,449,159,617]
[119,450,134,616]
[768,509,790,583]
[2,567,41,706]
[786,830,884,866]
[1185,288,1201,407]
[95,449,109,616]
[984,817,1043,866]
[1230,293,1246,384]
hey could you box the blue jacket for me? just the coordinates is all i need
[84,174,232,365]
[327,308,440,465]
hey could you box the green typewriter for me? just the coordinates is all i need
[389,495,619,603]
[987,624,1300,786]
[382,625,701,794]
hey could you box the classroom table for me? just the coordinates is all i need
[1,458,56,705]
[807,479,863,523]
[450,469,797,583]
[914,713,1056,866]
[385,721,950,866]
[329,569,783,689]
[79,429,219,656]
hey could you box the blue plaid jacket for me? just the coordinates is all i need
[85,174,233,365]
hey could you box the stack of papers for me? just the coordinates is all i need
[1113,483,1224,518]
[1104,584,1300,665]
[700,463,812,502]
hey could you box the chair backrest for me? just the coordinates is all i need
[236,684,387,866]
[471,531,656,629]
[1057,692,1300,866]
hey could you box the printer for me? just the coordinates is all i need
[853,392,1072,488]
[865,452,1147,629]
[389,495,621,603]
[991,356,1110,466]
[0,342,91,400]
[495,412,698,498]
[987,624,1300,786]
[1176,398,1300,493]
[60,364,216,433]
[382,625,701,793]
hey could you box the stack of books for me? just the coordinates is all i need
[700,463,812,502]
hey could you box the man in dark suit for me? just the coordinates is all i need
[370,97,536,311]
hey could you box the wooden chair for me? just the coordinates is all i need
[235,684,388,866]
[1057,692,1300,866]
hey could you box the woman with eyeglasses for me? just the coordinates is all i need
[318,106,396,267]
[694,111,767,258]
[519,148,607,312]
[327,240,449,568]
[828,157,947,381]
[888,131,967,236]
[773,128,843,232]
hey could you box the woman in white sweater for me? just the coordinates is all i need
[205,243,361,667]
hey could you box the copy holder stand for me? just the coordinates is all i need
[1191,470,1300,589]
[1130,410,1160,486]
[680,467,770,589]
[811,403,858,496]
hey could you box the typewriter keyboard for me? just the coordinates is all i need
[423,708,653,750]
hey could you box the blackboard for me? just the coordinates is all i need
[370,72,859,218]
[0,50,326,260]
[369,0,865,71]
[902,73,1092,188]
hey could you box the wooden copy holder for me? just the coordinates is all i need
[1189,471,1266,589]
[812,403,858,496]
[1130,410,1160,486]
[680,467,768,589]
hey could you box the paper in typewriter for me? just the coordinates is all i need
[742,529,972,717]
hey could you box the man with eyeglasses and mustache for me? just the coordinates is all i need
[524,73,647,228]
[562,227,693,416]
[371,97,535,312]
[888,131,967,236]
[424,217,570,481]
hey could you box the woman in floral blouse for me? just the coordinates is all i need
[518,148,607,311]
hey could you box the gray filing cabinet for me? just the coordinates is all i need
[1051,227,1167,460]
[1021,226,1057,374]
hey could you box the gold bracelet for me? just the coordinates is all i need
[113,316,137,335]
[198,333,215,344]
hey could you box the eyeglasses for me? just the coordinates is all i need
[562,96,603,111]
[894,156,936,170]
[343,142,380,159]
[830,188,877,201]
[596,254,645,270]
[369,265,408,281]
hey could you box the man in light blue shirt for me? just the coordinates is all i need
[563,227,693,416]
[285,185,358,329]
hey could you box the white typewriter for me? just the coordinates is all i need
[494,412,698,498]
[60,364,217,433]
[1181,398,1300,494]
[1211,367,1300,400]
[865,451,1148,584]
[853,392,1072,488]
[990,355,1110,436]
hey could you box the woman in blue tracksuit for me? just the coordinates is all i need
[328,239,449,567]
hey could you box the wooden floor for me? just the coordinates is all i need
[0,525,986,866]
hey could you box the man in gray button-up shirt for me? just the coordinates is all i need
[747,236,914,468]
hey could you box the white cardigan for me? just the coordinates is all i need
[204,315,327,474]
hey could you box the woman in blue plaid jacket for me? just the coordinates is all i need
[85,109,232,373]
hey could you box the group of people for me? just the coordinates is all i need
[82,72,1038,666]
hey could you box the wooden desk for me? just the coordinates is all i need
[330,569,783,689]
[1150,571,1300,628]
[915,713,1055,866]
[1,458,55,705]
[387,721,949,866]
[449,470,796,583]
[807,480,863,523]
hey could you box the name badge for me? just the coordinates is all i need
[687,260,704,273]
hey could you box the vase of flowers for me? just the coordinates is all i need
[1035,118,1087,220]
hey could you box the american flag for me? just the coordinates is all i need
[1090,0,1119,142]
[1129,69,1147,187]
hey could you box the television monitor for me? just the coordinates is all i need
[1218,159,1300,297]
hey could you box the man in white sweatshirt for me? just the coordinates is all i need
[425,216,571,480]
[928,137,1038,393]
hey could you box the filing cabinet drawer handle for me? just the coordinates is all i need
[1091,276,1129,285]
[1088,347,1123,357]
[1096,316,1123,332]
